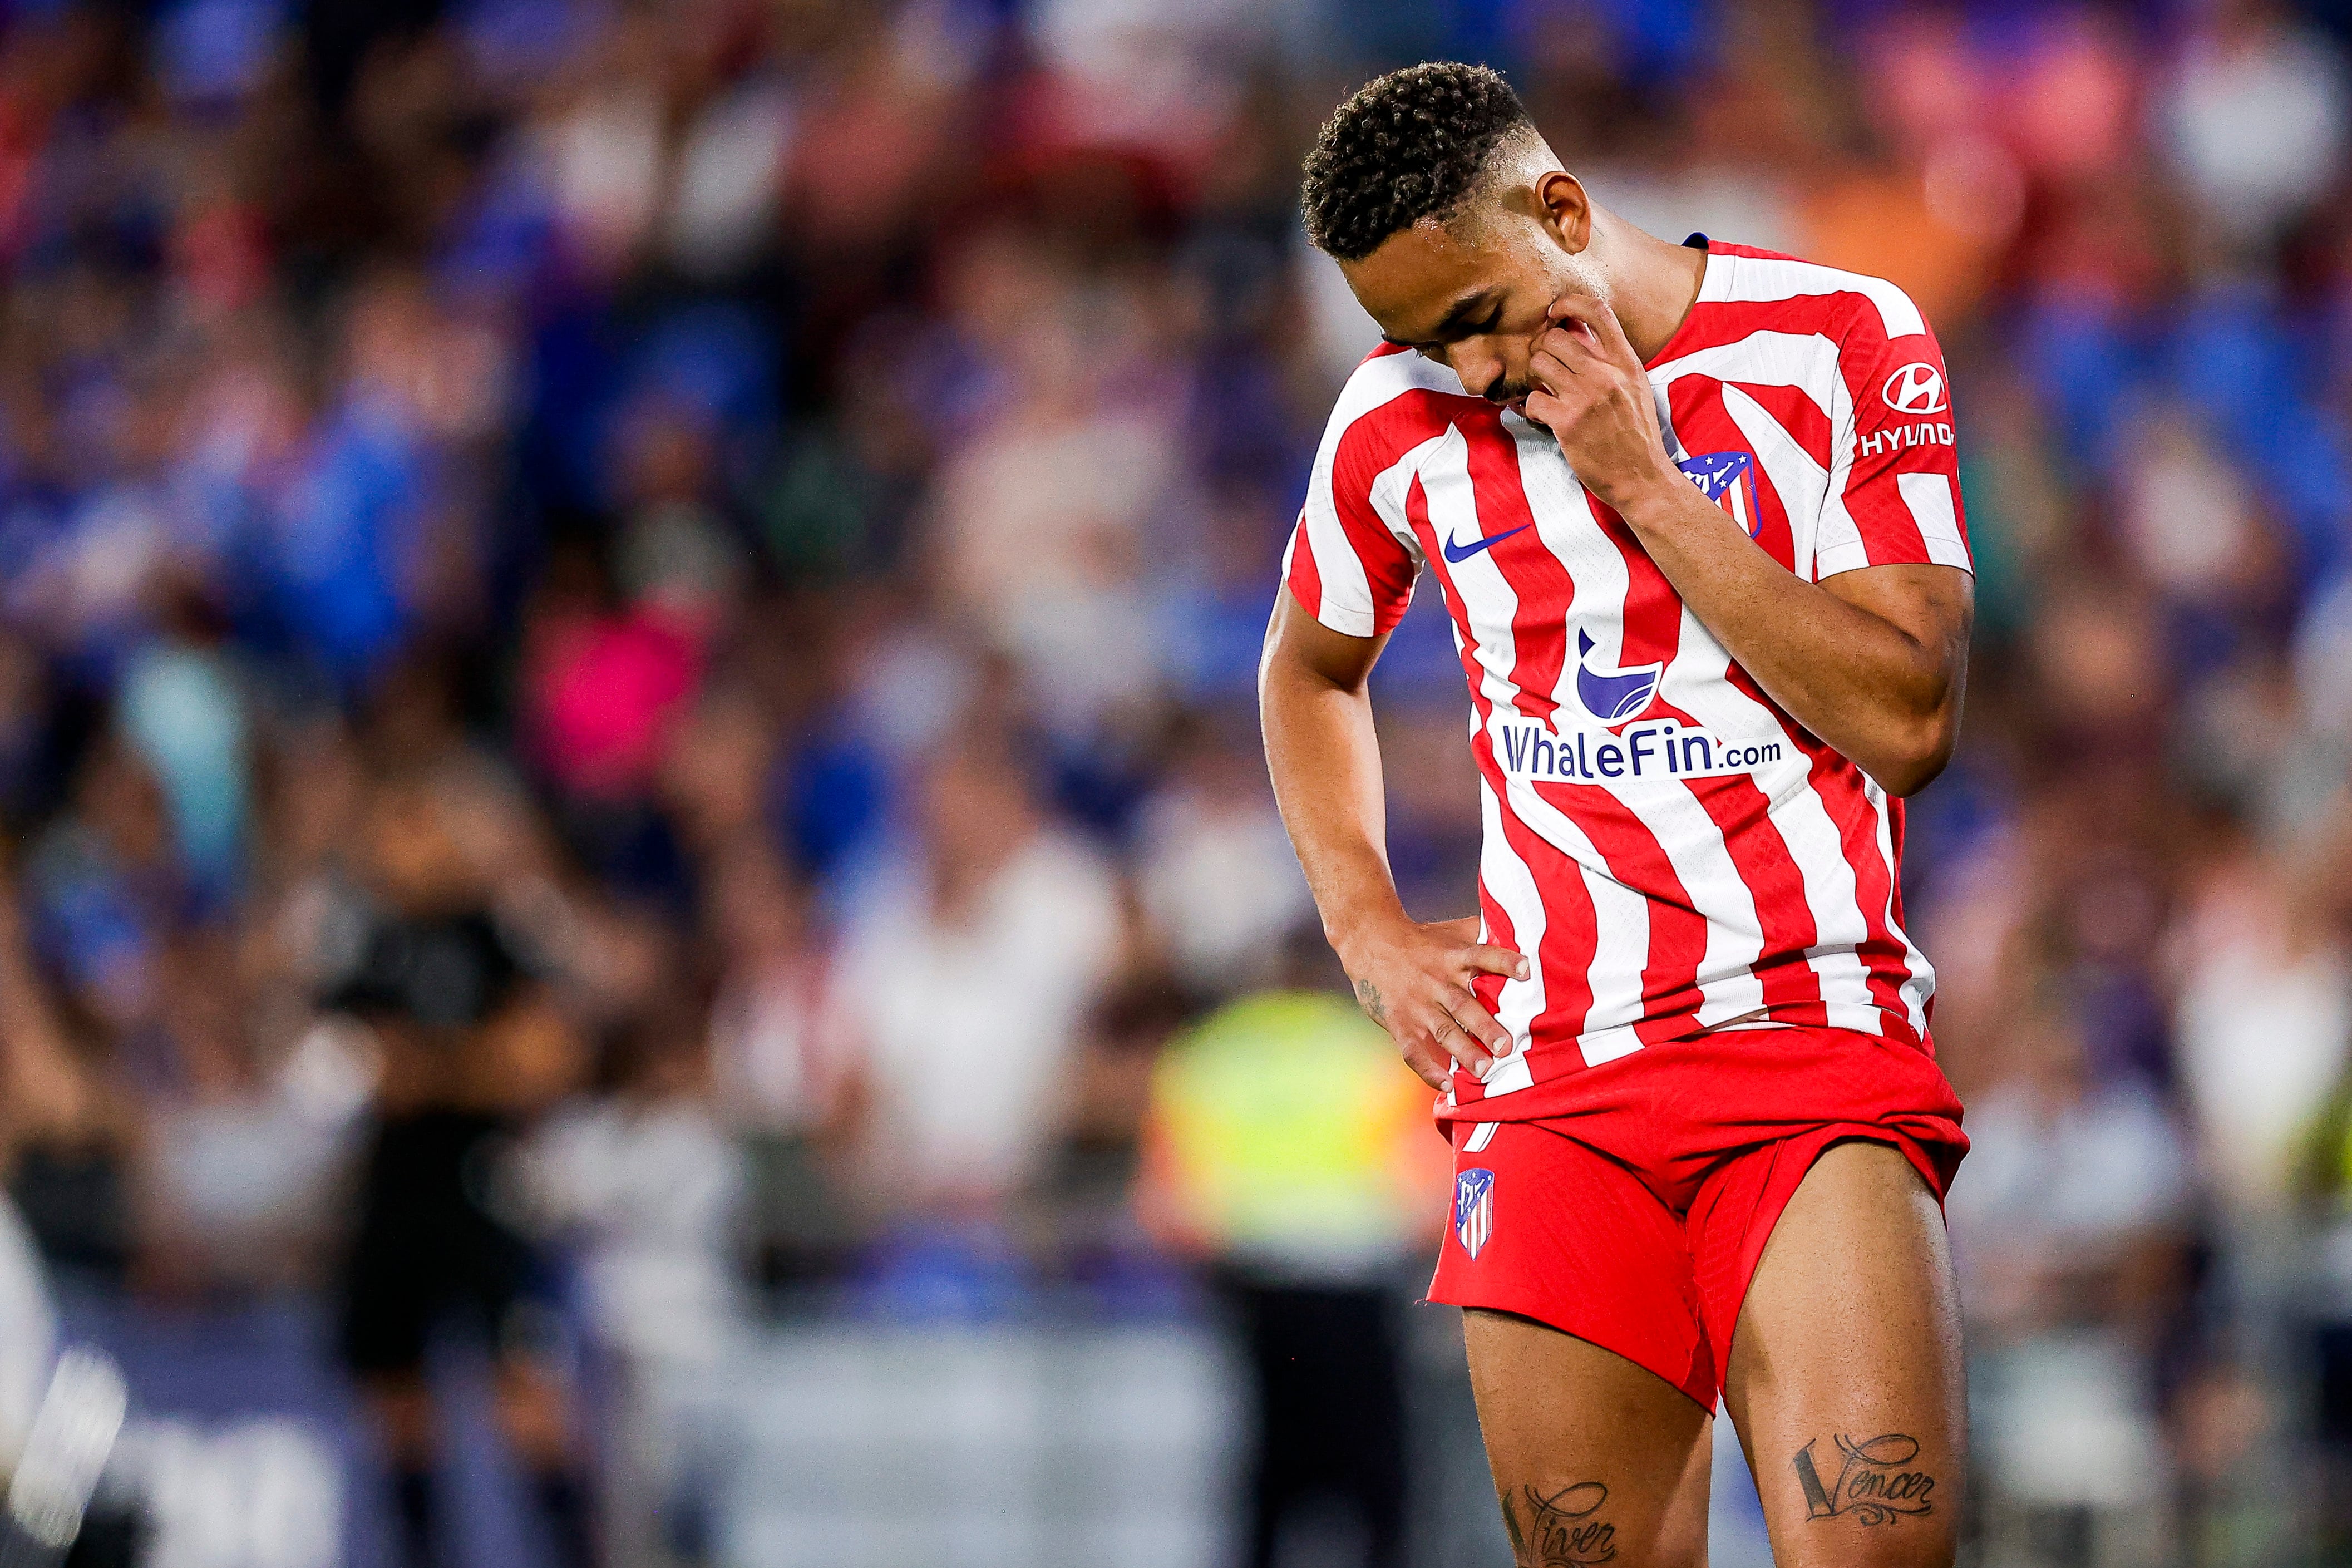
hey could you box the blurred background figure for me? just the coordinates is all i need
[0,0,2343,1564]
[1141,929,1448,1568]
[319,768,593,1568]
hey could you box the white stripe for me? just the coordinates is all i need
[1650,331,1843,420]
[1646,609,1880,1023]
[1862,772,1935,1034]
[1816,365,1872,583]
[1639,614,1774,1027]
[1463,1121,1500,1153]
[1477,781,1546,1056]
[1715,381,1832,584]
[1714,251,1926,340]
[1896,473,1972,570]
[1297,490,1378,635]
[1478,1049,1536,1097]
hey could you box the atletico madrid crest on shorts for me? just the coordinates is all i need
[1454,1167,1496,1259]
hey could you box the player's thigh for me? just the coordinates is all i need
[1464,1309,1712,1568]
[1722,1140,1963,1568]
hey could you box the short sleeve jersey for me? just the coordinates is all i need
[1281,240,1971,1117]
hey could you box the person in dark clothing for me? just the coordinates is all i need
[1224,1280,1411,1568]
[324,778,592,1568]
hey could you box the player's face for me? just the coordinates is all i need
[1340,186,1602,417]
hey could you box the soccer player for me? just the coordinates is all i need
[1260,64,1973,1568]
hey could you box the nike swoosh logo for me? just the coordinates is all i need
[1441,522,1533,563]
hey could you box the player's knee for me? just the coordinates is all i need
[1777,1516,1956,1568]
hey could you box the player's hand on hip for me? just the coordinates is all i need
[1525,290,1678,514]
[1338,915,1529,1090]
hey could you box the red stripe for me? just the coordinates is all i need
[1284,516,1323,620]
[1655,295,1885,363]
[1490,808,1599,1055]
[1457,413,1572,727]
[1727,382,1832,471]
[1587,487,1685,668]
[1841,417,1957,570]
[1663,382,1799,570]
[1325,422,1417,633]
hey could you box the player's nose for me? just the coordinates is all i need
[1451,339,1508,400]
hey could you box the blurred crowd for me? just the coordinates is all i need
[0,0,2351,1562]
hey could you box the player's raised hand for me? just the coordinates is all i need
[1525,290,1678,513]
[1338,915,1530,1090]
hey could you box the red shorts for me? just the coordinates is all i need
[1427,1025,1965,1409]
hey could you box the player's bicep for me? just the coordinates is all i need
[1263,586,1389,696]
[1820,563,1973,682]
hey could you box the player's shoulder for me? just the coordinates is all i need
[1698,240,1936,351]
[1316,343,1474,460]
[1334,341,1469,412]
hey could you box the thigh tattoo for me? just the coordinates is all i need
[1791,1433,1937,1525]
[1505,1481,1619,1566]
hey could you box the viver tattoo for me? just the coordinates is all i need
[1354,978,1388,1026]
[1505,1481,1618,1566]
[1792,1433,1936,1525]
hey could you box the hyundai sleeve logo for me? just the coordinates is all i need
[1882,362,1947,415]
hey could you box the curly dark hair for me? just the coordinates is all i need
[1300,62,1533,262]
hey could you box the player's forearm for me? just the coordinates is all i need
[1258,644,1411,956]
[1615,481,1965,795]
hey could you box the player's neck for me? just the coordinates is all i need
[1592,214,1708,366]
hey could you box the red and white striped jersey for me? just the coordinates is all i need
[1281,239,1971,1116]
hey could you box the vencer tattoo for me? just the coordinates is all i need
[1354,977,1388,1026]
[1792,1433,1936,1525]
[1511,1481,1618,1565]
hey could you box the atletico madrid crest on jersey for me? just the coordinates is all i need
[1454,1167,1496,1259]
[1678,450,1762,538]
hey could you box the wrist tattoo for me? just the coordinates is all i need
[1792,1433,1935,1525]
[1354,977,1388,1025]
[1506,1481,1617,1565]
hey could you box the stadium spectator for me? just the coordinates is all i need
[827,732,1127,1219]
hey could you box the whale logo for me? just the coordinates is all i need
[1575,630,1663,724]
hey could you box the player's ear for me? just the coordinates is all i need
[1534,170,1592,255]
